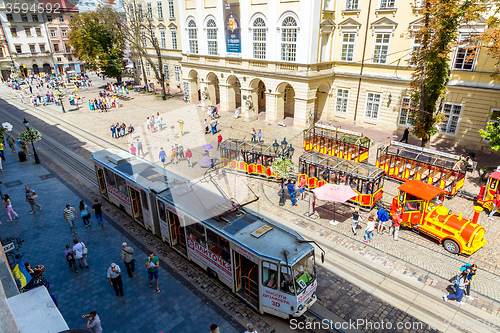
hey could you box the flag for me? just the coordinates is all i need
[12,255,31,288]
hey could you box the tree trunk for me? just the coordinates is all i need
[139,54,148,90]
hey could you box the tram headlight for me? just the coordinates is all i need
[298,305,304,312]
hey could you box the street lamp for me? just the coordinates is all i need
[22,118,41,164]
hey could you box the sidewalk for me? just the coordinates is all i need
[0,148,243,333]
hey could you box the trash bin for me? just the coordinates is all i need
[18,151,27,162]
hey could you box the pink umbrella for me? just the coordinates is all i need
[312,184,357,225]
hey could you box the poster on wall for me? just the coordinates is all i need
[224,0,241,58]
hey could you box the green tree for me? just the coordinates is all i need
[19,128,42,144]
[408,0,488,147]
[271,157,294,180]
[479,117,500,150]
[67,8,125,82]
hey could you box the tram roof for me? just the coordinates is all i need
[398,180,445,201]
[219,139,279,156]
[304,124,371,144]
[384,141,465,170]
[299,151,384,179]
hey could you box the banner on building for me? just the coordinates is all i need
[224,0,241,58]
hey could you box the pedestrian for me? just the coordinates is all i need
[250,128,257,142]
[363,215,375,242]
[217,133,223,150]
[389,208,401,241]
[63,204,78,235]
[443,269,469,304]
[211,117,218,134]
[82,311,102,333]
[156,112,163,130]
[19,138,30,156]
[257,129,262,143]
[204,119,209,134]
[210,324,220,333]
[25,187,42,214]
[110,124,116,138]
[146,251,160,293]
[185,148,193,167]
[78,200,91,227]
[64,243,78,273]
[107,263,124,296]
[6,134,16,152]
[0,142,5,161]
[287,180,297,206]
[352,207,362,235]
[136,139,144,157]
[121,242,135,278]
[130,143,136,155]
[463,264,477,300]
[299,177,306,200]
[3,194,19,221]
[73,238,88,269]
[488,193,499,220]
[400,127,409,143]
[92,198,104,227]
[170,148,175,164]
[245,323,257,333]
[376,207,389,235]
[147,117,154,133]
[115,123,121,137]
[159,147,167,167]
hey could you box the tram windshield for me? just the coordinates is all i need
[427,193,445,210]
[292,253,316,294]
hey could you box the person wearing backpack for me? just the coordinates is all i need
[64,244,78,273]
[464,264,477,300]
[443,269,469,304]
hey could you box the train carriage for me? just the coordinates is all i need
[299,152,384,210]
[376,141,467,196]
[93,149,319,319]
[303,124,371,163]
[477,168,500,213]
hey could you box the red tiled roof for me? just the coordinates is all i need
[38,0,79,12]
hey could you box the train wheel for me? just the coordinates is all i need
[443,239,460,254]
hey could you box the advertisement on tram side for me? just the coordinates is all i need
[186,238,233,282]
[261,286,297,314]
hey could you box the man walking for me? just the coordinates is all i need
[159,147,167,167]
[92,198,104,227]
[121,242,135,278]
[63,204,78,235]
[389,209,402,241]
[25,187,42,214]
[107,263,124,296]
[82,311,102,333]
[6,134,16,152]
[185,148,193,167]
[146,251,160,293]
[400,127,409,143]
[352,207,362,235]
[287,180,297,206]
[376,207,390,235]
[136,139,144,157]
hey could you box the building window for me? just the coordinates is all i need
[335,89,349,114]
[346,0,359,10]
[163,64,169,80]
[281,17,297,62]
[57,57,62,62]
[141,29,147,47]
[365,93,381,119]
[174,65,180,82]
[129,4,135,19]
[380,0,395,8]
[398,97,416,126]
[47,15,52,22]
[157,1,163,19]
[62,29,67,37]
[252,17,266,59]
[6,13,13,21]
[146,2,153,19]
[137,62,142,74]
[188,20,198,54]
[145,63,150,76]
[171,30,177,49]
[21,14,28,22]
[25,27,31,37]
[340,32,355,61]
[439,103,462,135]
[160,30,166,49]
[50,29,56,37]
[31,14,38,22]
[137,4,143,20]
[206,19,218,55]
[68,55,73,61]
[373,33,390,64]
[453,34,479,71]
[10,27,17,37]
[39,44,45,52]
[53,44,59,52]
[168,0,175,19]
[59,15,64,22]
[29,44,36,54]
[35,27,41,36]
[15,45,22,54]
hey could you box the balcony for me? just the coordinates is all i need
[14,52,50,58]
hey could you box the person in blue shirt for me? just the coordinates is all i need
[376,208,390,235]
[159,148,167,167]
[287,180,297,206]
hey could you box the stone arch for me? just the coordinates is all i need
[187,69,200,102]
[315,83,331,122]
[32,64,40,74]
[276,82,296,124]
[249,78,266,114]
[206,72,220,105]
[223,75,242,111]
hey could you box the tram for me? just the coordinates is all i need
[376,141,467,196]
[477,167,500,214]
[298,152,384,210]
[219,139,281,178]
[93,149,319,318]
[303,124,371,163]
[390,180,486,255]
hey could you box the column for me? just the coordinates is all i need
[265,91,283,122]
[294,97,317,128]
[199,81,209,108]
[219,83,235,112]
[187,78,198,103]
[241,87,258,122]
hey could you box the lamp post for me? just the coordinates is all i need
[22,118,41,164]
[54,90,66,113]
[272,138,295,206]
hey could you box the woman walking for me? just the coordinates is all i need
[78,200,91,227]
[443,269,469,304]
[464,264,477,300]
[3,194,19,221]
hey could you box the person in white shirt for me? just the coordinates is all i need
[107,263,124,296]
[363,214,376,243]
[72,239,88,268]
[245,323,258,333]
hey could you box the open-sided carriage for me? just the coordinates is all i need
[477,168,500,214]
[299,152,384,210]
[376,141,467,196]
[303,124,371,163]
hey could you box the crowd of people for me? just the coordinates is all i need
[110,123,134,139]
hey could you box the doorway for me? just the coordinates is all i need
[233,251,259,308]
[206,72,220,105]
[95,166,108,198]
[129,187,143,225]
[168,210,186,255]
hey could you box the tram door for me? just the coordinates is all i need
[129,187,143,224]
[95,166,108,198]
[168,210,187,255]
[233,251,259,308]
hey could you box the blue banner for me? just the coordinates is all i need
[224,0,241,58]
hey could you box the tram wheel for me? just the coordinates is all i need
[443,239,460,254]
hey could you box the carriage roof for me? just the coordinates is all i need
[93,149,312,265]
[219,139,279,156]
[304,124,371,145]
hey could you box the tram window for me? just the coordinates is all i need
[293,254,316,293]
[115,175,128,197]
[262,262,278,289]
[309,165,317,178]
[186,222,206,248]
[490,179,498,190]
[299,163,306,175]
[104,168,116,186]
[140,190,149,211]
[404,200,423,212]
[280,265,295,295]
[428,194,444,209]
[207,229,230,262]
[158,200,166,221]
